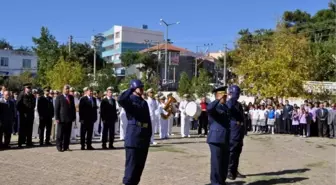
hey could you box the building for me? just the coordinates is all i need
[0,49,37,76]
[140,44,216,90]
[94,25,164,76]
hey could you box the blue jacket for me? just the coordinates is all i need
[206,99,231,144]
[226,98,245,142]
[118,89,152,148]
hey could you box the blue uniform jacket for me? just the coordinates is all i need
[206,99,231,144]
[226,98,245,142]
[118,89,152,148]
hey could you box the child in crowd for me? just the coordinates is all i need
[275,104,283,133]
[250,105,259,133]
[267,105,276,134]
[299,105,308,137]
[292,107,300,136]
[258,105,267,133]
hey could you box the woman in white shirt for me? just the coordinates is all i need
[250,105,259,133]
[258,105,267,133]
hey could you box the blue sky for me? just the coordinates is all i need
[0,0,330,52]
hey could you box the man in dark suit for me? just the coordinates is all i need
[0,91,16,149]
[54,85,76,152]
[37,87,54,146]
[100,87,118,149]
[316,103,329,137]
[79,87,97,150]
[16,83,35,147]
[282,100,293,134]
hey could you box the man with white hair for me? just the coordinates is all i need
[0,90,15,149]
[146,88,158,145]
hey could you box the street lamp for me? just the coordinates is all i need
[160,18,180,84]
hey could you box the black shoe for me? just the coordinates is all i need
[40,143,44,146]
[81,146,85,150]
[227,172,236,180]
[102,145,108,149]
[57,147,63,152]
[45,142,52,146]
[87,146,95,150]
[236,171,246,178]
[18,144,23,148]
[109,145,116,149]
[26,143,34,147]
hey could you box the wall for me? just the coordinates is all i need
[0,50,37,76]
[121,26,164,43]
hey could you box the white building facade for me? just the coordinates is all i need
[94,25,164,76]
[0,49,37,76]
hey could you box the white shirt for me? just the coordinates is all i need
[146,97,157,117]
[179,100,188,116]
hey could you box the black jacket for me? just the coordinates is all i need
[54,94,76,123]
[79,96,98,123]
[37,96,54,120]
[100,97,117,122]
[0,98,16,125]
[16,91,35,114]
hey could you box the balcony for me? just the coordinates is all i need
[102,39,114,48]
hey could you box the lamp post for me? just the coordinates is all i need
[160,18,180,84]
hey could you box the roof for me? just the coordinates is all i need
[140,43,191,53]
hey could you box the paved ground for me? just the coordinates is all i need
[0,128,335,185]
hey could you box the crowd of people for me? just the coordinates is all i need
[242,100,336,139]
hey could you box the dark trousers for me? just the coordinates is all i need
[0,123,12,148]
[56,122,72,150]
[284,118,292,134]
[292,125,299,135]
[13,116,18,134]
[198,111,208,135]
[300,124,307,136]
[80,121,94,147]
[310,121,318,137]
[39,118,52,144]
[229,140,243,176]
[18,113,34,146]
[275,118,282,133]
[318,120,328,137]
[102,120,115,146]
[209,143,229,185]
[123,147,149,185]
[329,123,335,138]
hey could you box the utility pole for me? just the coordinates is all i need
[68,35,73,53]
[91,35,103,82]
[223,44,227,86]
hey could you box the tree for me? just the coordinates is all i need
[141,73,160,92]
[194,69,212,98]
[46,58,85,90]
[120,51,159,81]
[177,72,192,96]
[15,46,32,52]
[235,29,311,97]
[118,74,137,92]
[6,71,35,92]
[32,27,60,86]
[0,39,13,50]
[95,65,117,92]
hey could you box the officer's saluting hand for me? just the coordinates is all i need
[118,79,152,185]
[206,86,231,185]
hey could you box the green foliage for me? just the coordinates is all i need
[194,69,212,98]
[46,58,85,90]
[141,73,160,92]
[95,65,117,92]
[32,27,60,86]
[120,51,158,81]
[118,74,137,92]
[178,72,192,96]
[0,39,13,50]
[5,71,36,92]
[235,29,311,97]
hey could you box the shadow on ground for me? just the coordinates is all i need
[245,168,310,176]
[247,177,308,185]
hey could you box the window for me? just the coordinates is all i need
[22,59,31,68]
[0,57,9,67]
[115,54,120,60]
[114,42,120,49]
[115,32,120,39]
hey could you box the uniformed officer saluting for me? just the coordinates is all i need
[16,83,35,148]
[226,85,246,180]
[118,79,152,185]
[206,86,231,185]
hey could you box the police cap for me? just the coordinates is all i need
[167,92,173,97]
[23,83,32,88]
[106,86,113,91]
[43,86,51,91]
[159,95,166,100]
[146,88,154,94]
[212,86,228,94]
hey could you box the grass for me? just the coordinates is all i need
[149,144,186,153]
